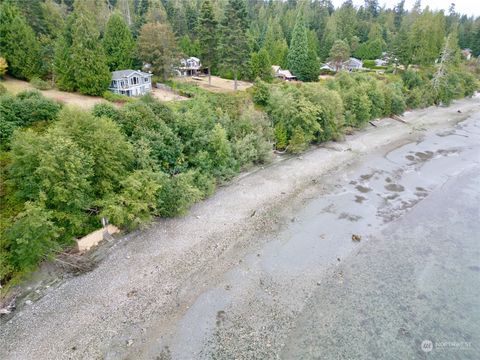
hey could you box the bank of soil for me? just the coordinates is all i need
[0,95,479,360]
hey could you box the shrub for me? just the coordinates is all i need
[0,57,7,77]
[288,126,308,153]
[0,82,7,95]
[6,200,62,272]
[388,83,406,114]
[102,90,135,103]
[156,171,203,217]
[92,102,120,120]
[101,170,161,230]
[0,91,61,147]
[302,84,344,142]
[402,70,423,90]
[342,89,372,126]
[405,88,423,109]
[252,80,270,106]
[30,77,52,90]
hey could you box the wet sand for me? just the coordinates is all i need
[1,95,479,359]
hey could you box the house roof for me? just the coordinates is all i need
[278,69,296,79]
[348,58,363,66]
[111,69,152,79]
[272,65,281,73]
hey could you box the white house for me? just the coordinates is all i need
[109,69,152,97]
[176,57,205,76]
[272,65,297,81]
[374,58,388,66]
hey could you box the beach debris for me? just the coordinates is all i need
[250,210,256,217]
[352,234,362,242]
[369,121,377,127]
[391,115,408,124]
[127,289,137,298]
[0,296,16,315]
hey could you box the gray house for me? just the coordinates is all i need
[109,69,152,97]
[324,57,363,72]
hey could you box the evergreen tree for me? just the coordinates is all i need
[287,13,311,81]
[71,1,111,95]
[0,3,41,80]
[250,48,272,81]
[54,15,76,91]
[198,0,218,85]
[103,12,135,71]
[218,0,250,90]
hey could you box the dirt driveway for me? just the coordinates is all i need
[2,77,108,109]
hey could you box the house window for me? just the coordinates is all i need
[144,77,149,83]
[131,77,138,85]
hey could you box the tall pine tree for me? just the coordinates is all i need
[218,0,250,90]
[287,12,311,81]
[71,1,111,95]
[0,3,41,80]
[198,0,218,85]
[54,15,76,91]
[103,12,135,71]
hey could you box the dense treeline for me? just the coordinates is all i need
[0,89,272,282]
[1,0,479,90]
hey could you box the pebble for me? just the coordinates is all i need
[25,300,33,306]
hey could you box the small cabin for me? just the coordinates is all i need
[272,65,297,81]
[109,69,152,97]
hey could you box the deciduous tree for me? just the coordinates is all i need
[137,22,178,80]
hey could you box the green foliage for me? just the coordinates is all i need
[102,91,135,103]
[328,39,350,70]
[71,3,111,95]
[252,80,270,106]
[0,57,8,77]
[274,122,288,150]
[156,171,203,217]
[197,0,218,74]
[0,91,61,147]
[218,0,250,85]
[301,84,345,141]
[5,199,62,271]
[342,89,372,126]
[354,38,383,60]
[288,126,308,153]
[137,22,178,80]
[54,15,76,92]
[250,49,273,81]
[103,12,135,71]
[101,170,161,230]
[54,108,134,196]
[0,3,41,80]
[30,77,52,90]
[287,13,314,82]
